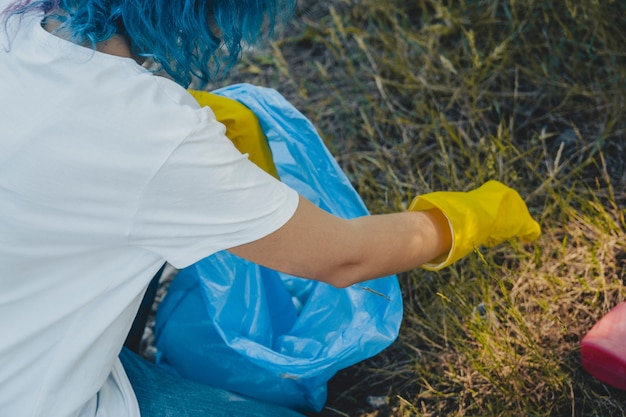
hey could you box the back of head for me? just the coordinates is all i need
[2,0,296,86]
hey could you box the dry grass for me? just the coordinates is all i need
[201,0,626,415]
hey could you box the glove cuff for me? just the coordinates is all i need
[407,197,456,271]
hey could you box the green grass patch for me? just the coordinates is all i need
[215,0,626,415]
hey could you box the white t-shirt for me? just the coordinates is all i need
[0,7,299,417]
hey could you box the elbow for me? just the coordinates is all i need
[323,277,353,289]
[307,262,366,289]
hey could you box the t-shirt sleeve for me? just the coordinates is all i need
[128,108,300,269]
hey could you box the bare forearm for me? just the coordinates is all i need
[230,196,452,287]
[330,208,451,286]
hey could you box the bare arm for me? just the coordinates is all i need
[229,195,452,288]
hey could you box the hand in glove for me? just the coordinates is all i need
[188,89,280,179]
[408,180,541,270]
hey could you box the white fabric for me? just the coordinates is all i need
[0,7,299,417]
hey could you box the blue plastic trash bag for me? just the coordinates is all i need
[154,84,403,412]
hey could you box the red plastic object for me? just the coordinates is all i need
[581,301,626,390]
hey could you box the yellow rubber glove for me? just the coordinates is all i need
[188,89,280,179]
[408,180,541,270]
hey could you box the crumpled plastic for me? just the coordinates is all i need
[154,83,403,412]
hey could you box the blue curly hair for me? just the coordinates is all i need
[3,0,295,86]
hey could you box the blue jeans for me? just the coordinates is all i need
[119,348,305,417]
